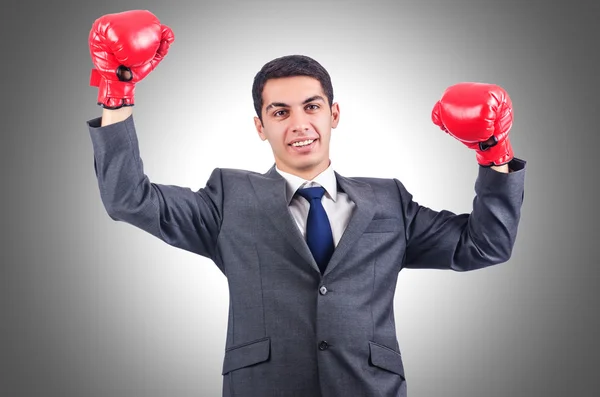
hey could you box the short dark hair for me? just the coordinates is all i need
[252,55,334,124]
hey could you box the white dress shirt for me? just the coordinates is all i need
[276,163,356,248]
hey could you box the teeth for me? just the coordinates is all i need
[292,139,315,147]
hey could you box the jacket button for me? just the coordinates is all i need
[318,341,329,351]
[319,286,328,295]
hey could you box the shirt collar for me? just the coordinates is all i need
[276,162,338,204]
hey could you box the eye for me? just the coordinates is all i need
[306,104,320,110]
[273,109,287,117]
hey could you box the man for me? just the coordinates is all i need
[86,10,526,397]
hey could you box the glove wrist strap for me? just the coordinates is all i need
[91,70,136,109]
[476,138,513,166]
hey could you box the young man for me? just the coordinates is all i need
[87,10,526,397]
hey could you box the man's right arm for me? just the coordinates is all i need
[101,107,133,126]
[87,112,224,263]
[85,12,224,264]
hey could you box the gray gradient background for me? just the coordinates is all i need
[2,0,599,396]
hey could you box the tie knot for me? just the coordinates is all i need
[296,186,326,201]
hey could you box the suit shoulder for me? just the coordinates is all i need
[215,167,263,180]
[348,175,398,189]
[351,175,394,183]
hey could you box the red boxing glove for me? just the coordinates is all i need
[88,10,174,109]
[431,82,514,166]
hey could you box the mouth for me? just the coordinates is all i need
[288,138,318,153]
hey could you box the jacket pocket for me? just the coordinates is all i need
[368,341,405,378]
[222,337,271,375]
[364,218,401,233]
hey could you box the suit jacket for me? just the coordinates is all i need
[87,115,526,397]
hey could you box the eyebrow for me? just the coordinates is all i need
[265,95,325,112]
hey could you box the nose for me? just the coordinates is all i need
[289,110,310,133]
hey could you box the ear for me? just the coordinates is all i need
[330,102,340,129]
[254,116,267,141]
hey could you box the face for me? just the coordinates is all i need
[254,76,340,180]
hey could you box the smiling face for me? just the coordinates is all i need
[254,76,340,180]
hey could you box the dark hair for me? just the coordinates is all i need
[252,55,334,124]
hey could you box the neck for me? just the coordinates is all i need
[277,160,330,181]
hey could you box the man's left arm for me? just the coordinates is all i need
[399,157,525,271]
[491,164,510,173]
[401,82,526,271]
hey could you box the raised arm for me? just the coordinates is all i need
[86,11,224,266]
[88,114,224,262]
[101,107,132,126]
[402,82,526,271]
[399,158,525,271]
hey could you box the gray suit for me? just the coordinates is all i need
[87,115,526,397]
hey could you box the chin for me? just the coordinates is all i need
[298,158,327,170]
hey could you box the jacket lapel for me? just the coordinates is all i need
[248,165,377,276]
[249,165,320,273]
[324,171,376,276]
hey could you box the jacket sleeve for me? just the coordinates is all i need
[397,158,526,271]
[87,115,223,261]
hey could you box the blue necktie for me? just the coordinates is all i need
[295,186,334,274]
